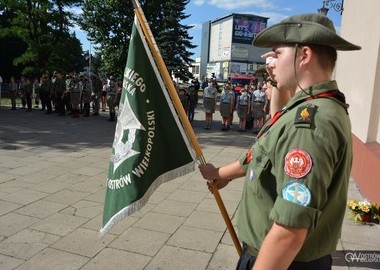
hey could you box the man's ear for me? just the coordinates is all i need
[299,46,312,65]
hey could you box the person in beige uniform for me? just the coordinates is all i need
[219,82,234,131]
[237,86,250,132]
[203,80,217,130]
[199,14,360,270]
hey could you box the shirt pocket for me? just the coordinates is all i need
[248,146,271,194]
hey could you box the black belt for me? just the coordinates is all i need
[241,243,332,270]
[243,242,258,256]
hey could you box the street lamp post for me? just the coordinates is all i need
[89,44,92,77]
[318,0,344,15]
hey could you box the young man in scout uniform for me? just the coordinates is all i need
[69,76,81,118]
[106,76,118,121]
[199,14,360,270]
[91,73,103,116]
[53,71,66,116]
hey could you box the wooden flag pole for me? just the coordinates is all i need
[131,0,242,256]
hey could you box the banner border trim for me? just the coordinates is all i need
[99,161,195,237]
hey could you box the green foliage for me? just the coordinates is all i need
[155,0,196,81]
[1,0,197,79]
[79,0,134,77]
[79,0,195,80]
[0,4,27,79]
[0,0,85,77]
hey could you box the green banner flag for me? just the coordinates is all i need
[100,17,196,236]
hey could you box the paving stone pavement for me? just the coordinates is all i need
[0,103,379,270]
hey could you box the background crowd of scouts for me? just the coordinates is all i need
[178,77,270,133]
[6,72,269,130]
[5,72,122,122]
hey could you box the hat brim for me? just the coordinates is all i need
[253,21,361,51]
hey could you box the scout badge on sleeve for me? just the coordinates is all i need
[284,148,312,178]
[294,106,317,127]
[282,181,311,206]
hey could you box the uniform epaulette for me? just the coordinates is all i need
[294,105,317,128]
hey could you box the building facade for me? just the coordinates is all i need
[200,13,270,81]
[188,57,201,81]
[337,0,380,202]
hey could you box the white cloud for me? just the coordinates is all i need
[253,12,288,25]
[189,23,203,30]
[193,0,205,6]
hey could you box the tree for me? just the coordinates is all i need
[0,0,85,76]
[79,0,196,80]
[0,5,28,80]
[155,0,196,81]
[79,0,134,77]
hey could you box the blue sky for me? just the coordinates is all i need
[75,0,343,58]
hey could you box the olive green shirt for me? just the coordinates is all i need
[237,81,352,261]
[53,78,66,94]
[40,80,51,94]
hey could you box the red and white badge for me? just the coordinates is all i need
[284,148,312,178]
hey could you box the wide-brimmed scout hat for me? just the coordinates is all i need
[253,13,361,51]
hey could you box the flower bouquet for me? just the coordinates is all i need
[347,200,380,224]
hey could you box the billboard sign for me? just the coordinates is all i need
[232,15,267,44]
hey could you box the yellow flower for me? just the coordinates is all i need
[347,199,380,224]
[347,200,356,207]
[361,205,370,213]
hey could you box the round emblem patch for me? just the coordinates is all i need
[284,148,312,178]
[282,181,311,206]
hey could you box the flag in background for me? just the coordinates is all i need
[100,16,196,236]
